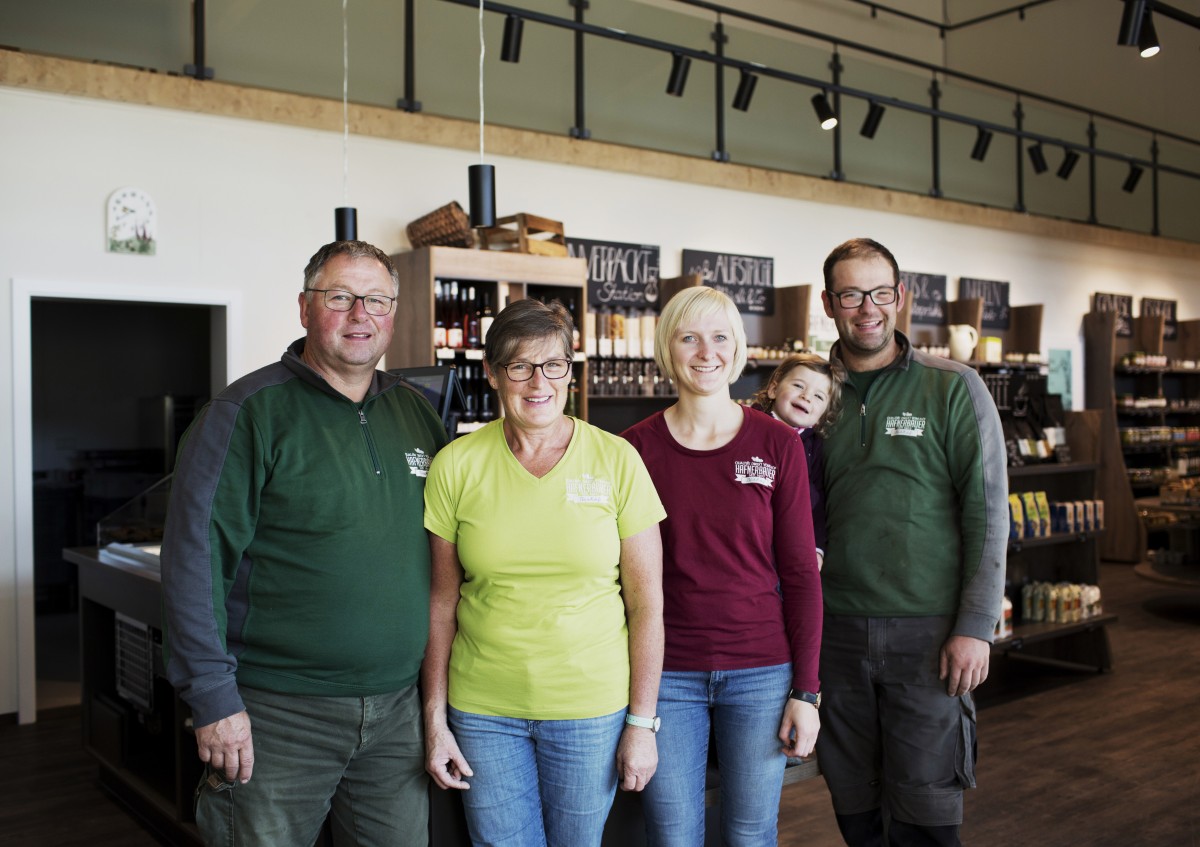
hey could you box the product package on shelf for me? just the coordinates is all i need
[1019,581,1103,625]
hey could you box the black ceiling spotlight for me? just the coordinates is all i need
[501,14,524,64]
[1123,162,1145,193]
[970,126,993,161]
[732,69,759,112]
[666,52,691,97]
[1028,143,1048,174]
[811,91,838,130]
[1117,0,1148,45]
[1138,13,1161,57]
[1057,149,1080,180]
[860,101,886,139]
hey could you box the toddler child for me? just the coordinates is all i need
[752,353,845,569]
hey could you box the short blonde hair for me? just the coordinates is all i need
[654,286,748,385]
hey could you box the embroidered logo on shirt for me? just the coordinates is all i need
[405,447,432,477]
[566,473,613,504]
[884,411,927,438]
[734,456,777,487]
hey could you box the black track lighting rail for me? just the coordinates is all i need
[441,0,1197,178]
[658,0,1199,151]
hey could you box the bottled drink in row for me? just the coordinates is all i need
[589,358,674,398]
[584,305,657,360]
[453,362,497,426]
[435,279,494,350]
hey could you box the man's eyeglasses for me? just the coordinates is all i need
[828,285,898,309]
[306,288,396,316]
[501,359,572,382]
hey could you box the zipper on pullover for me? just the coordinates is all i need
[358,407,384,476]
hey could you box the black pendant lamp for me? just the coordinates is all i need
[469,0,497,228]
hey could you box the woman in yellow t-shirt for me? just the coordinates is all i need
[422,298,666,847]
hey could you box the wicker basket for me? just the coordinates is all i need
[406,201,475,249]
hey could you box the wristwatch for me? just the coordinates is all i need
[789,689,822,709]
[625,713,662,733]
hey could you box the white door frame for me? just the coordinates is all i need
[10,278,241,724]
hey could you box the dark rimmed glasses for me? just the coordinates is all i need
[501,359,572,382]
[828,285,898,309]
[306,288,396,316]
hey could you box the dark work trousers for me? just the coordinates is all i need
[816,615,977,847]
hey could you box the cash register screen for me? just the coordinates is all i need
[388,366,466,440]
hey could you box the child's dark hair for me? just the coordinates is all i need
[751,353,846,437]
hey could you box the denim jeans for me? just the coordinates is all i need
[194,684,427,847]
[641,663,792,847]
[447,706,626,847]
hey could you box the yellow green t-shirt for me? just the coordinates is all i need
[424,417,666,720]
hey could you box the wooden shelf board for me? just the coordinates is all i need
[992,612,1119,651]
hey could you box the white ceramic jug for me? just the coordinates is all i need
[948,324,979,363]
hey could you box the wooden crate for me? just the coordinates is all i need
[480,213,567,256]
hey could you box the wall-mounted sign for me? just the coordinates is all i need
[1092,292,1133,338]
[958,277,1010,329]
[1141,297,1178,341]
[681,249,774,314]
[566,238,661,309]
[900,271,947,325]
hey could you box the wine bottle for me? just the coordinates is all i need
[567,300,582,352]
[433,281,447,349]
[460,364,477,424]
[447,280,464,349]
[479,291,495,346]
[466,285,481,349]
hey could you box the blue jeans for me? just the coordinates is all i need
[194,684,427,847]
[447,706,626,847]
[642,663,792,847]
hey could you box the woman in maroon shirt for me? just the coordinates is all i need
[622,286,823,846]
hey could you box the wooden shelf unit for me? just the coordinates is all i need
[995,461,1116,672]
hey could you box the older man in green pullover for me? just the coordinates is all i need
[162,241,447,846]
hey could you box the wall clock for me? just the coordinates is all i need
[107,187,157,255]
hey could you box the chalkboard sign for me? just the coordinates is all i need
[1141,297,1178,341]
[681,249,774,314]
[1092,292,1133,338]
[958,277,1010,330]
[900,271,947,325]
[566,238,661,309]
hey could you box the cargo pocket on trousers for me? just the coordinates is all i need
[955,695,978,789]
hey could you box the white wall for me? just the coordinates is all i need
[3,84,1199,718]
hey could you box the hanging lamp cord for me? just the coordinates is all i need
[342,0,350,206]
[478,0,486,164]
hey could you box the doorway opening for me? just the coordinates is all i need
[12,280,237,723]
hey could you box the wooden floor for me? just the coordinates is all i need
[778,562,1200,846]
[2,562,1197,846]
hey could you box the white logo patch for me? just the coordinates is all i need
[884,411,927,438]
[567,473,613,504]
[405,447,432,477]
[734,456,777,487]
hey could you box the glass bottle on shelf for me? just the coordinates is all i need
[447,280,464,349]
[433,280,447,349]
[612,306,627,358]
[583,306,597,358]
[597,305,612,358]
[479,291,494,346]
[459,364,477,424]
[567,299,582,352]
[627,308,642,359]
[641,309,657,359]
[466,285,481,349]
